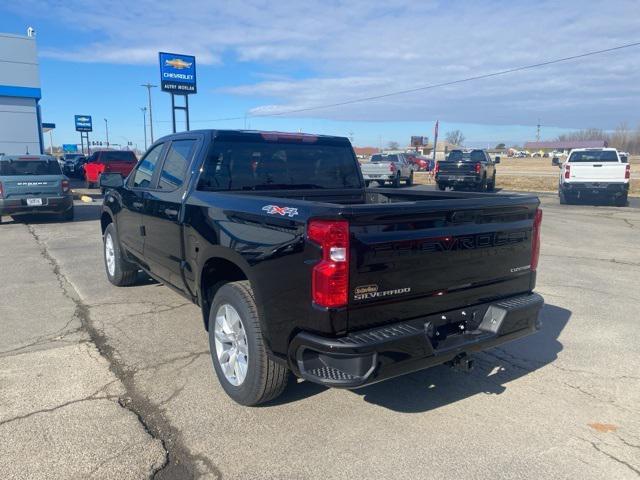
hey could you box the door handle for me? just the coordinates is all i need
[132,201,144,209]
[164,208,179,218]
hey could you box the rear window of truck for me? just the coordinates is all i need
[448,150,485,162]
[371,154,399,162]
[102,151,137,163]
[198,141,361,190]
[568,151,619,162]
[0,160,62,176]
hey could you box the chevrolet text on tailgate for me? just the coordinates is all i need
[99,130,544,405]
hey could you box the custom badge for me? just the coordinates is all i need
[262,205,299,217]
[354,284,411,300]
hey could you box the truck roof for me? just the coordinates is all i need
[568,147,618,153]
[0,154,56,162]
[158,129,351,144]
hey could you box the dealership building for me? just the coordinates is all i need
[0,30,44,155]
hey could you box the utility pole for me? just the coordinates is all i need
[141,83,157,143]
[140,107,148,151]
[104,118,109,147]
[536,119,541,142]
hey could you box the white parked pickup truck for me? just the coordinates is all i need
[360,153,415,187]
[555,148,630,206]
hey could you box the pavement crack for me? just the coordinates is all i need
[26,224,222,480]
[581,437,640,476]
[0,384,119,427]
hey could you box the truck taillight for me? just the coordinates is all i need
[531,209,543,272]
[389,163,397,173]
[308,220,349,308]
[564,164,570,179]
[475,162,481,174]
[0,181,4,199]
[61,180,70,193]
[625,164,631,179]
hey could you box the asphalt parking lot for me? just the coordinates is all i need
[1,190,639,479]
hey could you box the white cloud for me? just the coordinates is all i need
[9,0,640,128]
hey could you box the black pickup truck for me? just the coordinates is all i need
[99,130,543,406]
[436,149,499,191]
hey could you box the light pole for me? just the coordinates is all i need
[104,118,109,147]
[140,83,157,143]
[140,107,148,151]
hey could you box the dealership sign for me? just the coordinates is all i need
[74,115,93,132]
[159,52,197,94]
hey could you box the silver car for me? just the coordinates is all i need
[360,153,415,187]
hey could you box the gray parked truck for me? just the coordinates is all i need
[360,153,415,187]
[0,155,74,223]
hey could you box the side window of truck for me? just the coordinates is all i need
[158,139,196,190]
[129,143,164,189]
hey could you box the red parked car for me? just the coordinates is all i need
[84,150,138,188]
[405,154,432,171]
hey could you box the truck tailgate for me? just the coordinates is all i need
[361,162,393,176]
[568,163,627,182]
[346,198,539,330]
[2,176,63,198]
[437,161,477,174]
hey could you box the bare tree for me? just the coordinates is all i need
[387,141,400,150]
[445,130,465,146]
[556,128,607,142]
[610,122,631,152]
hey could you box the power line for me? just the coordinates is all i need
[158,40,640,124]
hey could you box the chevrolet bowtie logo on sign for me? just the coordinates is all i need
[74,114,93,132]
[165,58,192,70]
[159,52,197,94]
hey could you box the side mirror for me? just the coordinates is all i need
[552,157,560,166]
[494,156,501,163]
[99,172,124,189]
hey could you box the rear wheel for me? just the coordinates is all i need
[392,173,401,188]
[478,175,487,192]
[437,182,446,191]
[487,174,496,191]
[209,281,289,406]
[406,171,414,186]
[615,194,628,207]
[61,206,74,222]
[364,181,371,188]
[103,223,138,286]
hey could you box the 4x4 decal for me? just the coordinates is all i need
[262,205,299,217]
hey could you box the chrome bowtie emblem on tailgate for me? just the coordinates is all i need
[262,205,299,217]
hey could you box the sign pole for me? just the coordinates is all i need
[432,120,439,162]
[185,94,190,131]
[80,134,84,155]
[171,93,176,133]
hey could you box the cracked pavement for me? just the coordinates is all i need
[1,193,639,479]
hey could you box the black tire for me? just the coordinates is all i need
[392,173,401,188]
[364,181,371,188]
[209,281,289,406]
[615,194,628,207]
[437,182,446,191]
[103,223,138,286]
[406,171,414,186]
[487,174,496,191]
[61,206,74,222]
[478,175,487,192]
[85,180,95,189]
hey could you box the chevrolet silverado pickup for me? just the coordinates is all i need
[436,149,499,191]
[555,148,630,206]
[360,153,415,187]
[99,130,544,406]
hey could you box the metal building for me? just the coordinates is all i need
[0,30,43,155]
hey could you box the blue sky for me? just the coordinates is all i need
[2,0,640,150]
